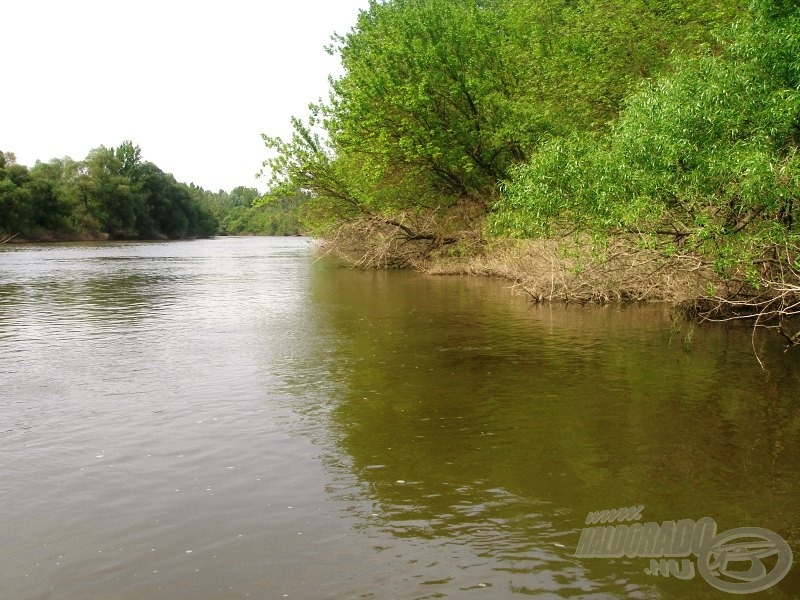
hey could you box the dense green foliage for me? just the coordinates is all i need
[492,0,800,276]
[0,142,218,240]
[0,143,302,241]
[197,186,302,236]
[262,0,741,232]
[263,0,800,290]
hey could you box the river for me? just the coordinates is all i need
[0,237,798,599]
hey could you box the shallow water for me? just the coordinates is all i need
[1,237,798,599]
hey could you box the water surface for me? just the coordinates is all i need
[1,237,798,599]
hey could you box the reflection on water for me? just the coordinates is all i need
[278,262,800,598]
[0,238,798,599]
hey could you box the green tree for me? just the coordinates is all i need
[30,157,90,234]
[0,152,33,234]
[78,145,140,237]
[492,0,799,275]
[262,0,742,241]
[2,143,219,240]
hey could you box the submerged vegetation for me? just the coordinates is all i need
[0,142,301,242]
[261,0,800,345]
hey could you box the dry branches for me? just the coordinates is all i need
[429,235,720,305]
[693,246,800,359]
[317,205,478,269]
[318,211,800,359]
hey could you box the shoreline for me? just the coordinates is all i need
[0,232,305,245]
[423,238,717,306]
[323,234,722,306]
[321,231,800,350]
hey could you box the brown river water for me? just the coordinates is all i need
[0,236,798,599]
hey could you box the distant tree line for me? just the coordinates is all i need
[0,141,300,242]
[193,185,302,236]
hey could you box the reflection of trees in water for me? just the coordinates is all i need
[32,267,180,328]
[272,263,800,594]
[0,256,181,342]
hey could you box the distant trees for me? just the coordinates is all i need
[189,186,302,236]
[0,141,219,240]
[0,139,309,241]
[1,151,68,237]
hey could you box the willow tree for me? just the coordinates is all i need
[494,0,799,246]
[261,0,552,235]
[262,0,742,245]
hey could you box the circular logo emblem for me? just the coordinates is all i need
[698,527,793,594]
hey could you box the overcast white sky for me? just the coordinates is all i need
[2,0,369,192]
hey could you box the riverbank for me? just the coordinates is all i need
[1,232,304,244]
[432,238,800,349]
[425,237,717,305]
[319,221,800,349]
[0,231,218,244]
[1,232,112,244]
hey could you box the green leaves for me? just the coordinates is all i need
[264,0,562,224]
[0,144,218,240]
[492,0,800,274]
[263,0,746,240]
